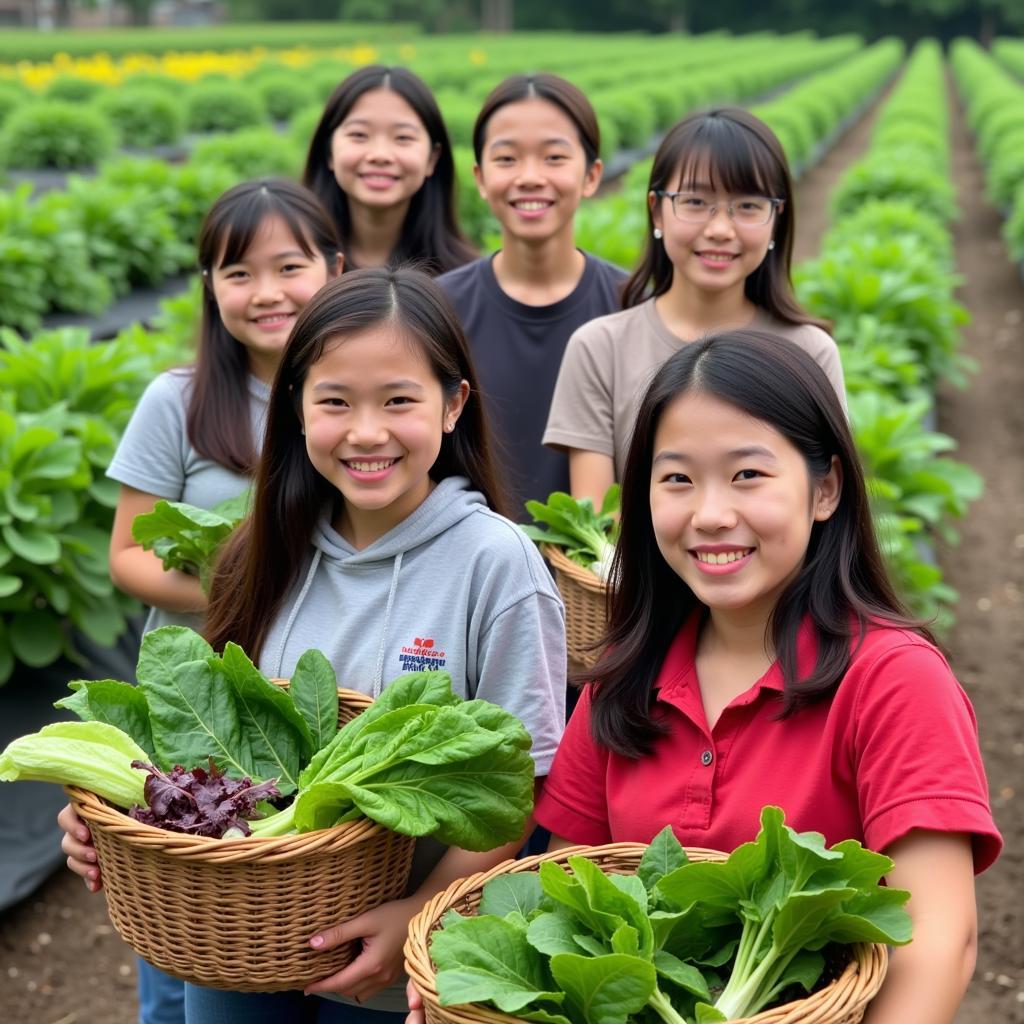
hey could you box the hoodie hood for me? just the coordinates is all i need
[310,475,485,566]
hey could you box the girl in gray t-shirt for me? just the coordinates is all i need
[544,108,845,508]
[64,178,342,1024]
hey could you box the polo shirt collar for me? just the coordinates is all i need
[654,612,820,704]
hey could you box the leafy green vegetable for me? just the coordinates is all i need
[55,677,155,755]
[657,808,910,1019]
[131,492,249,592]
[0,720,148,808]
[287,648,339,753]
[522,487,620,581]
[60,626,320,796]
[249,671,535,850]
[433,808,911,1024]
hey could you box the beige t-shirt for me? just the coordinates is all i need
[543,299,846,479]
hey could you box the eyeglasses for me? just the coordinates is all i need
[655,191,783,227]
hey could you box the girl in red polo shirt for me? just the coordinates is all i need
[534,330,1001,1024]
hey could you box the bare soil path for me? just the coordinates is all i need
[941,71,1024,1024]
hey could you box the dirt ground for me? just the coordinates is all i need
[2,79,1023,1024]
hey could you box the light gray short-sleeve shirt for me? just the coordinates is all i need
[105,368,269,634]
[543,299,847,480]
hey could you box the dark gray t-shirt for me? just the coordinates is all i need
[105,368,270,635]
[437,252,626,518]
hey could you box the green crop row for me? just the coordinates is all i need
[796,41,981,627]
[0,297,195,683]
[0,158,244,333]
[0,32,859,172]
[749,38,904,173]
[952,38,1024,263]
[0,22,413,62]
[991,37,1024,80]
[573,38,903,273]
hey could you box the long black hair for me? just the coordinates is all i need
[205,267,507,660]
[590,329,924,758]
[622,108,826,330]
[192,178,340,473]
[303,65,475,275]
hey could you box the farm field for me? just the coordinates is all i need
[0,26,1022,1024]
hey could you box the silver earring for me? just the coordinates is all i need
[653,228,663,240]
[767,239,775,250]
[445,422,454,433]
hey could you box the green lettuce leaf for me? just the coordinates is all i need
[55,677,154,755]
[131,492,248,591]
[288,648,339,752]
[433,914,565,1013]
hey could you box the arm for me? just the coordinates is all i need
[568,449,616,507]
[863,830,977,1024]
[546,832,579,853]
[109,485,207,614]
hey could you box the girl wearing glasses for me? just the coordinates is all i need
[543,108,845,506]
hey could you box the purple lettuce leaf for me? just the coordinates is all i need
[129,758,280,838]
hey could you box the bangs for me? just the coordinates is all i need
[216,194,318,269]
[671,125,780,198]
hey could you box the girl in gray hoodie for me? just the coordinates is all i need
[190,267,567,1021]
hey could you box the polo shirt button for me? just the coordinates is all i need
[700,749,713,766]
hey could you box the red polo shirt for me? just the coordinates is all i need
[535,616,1002,873]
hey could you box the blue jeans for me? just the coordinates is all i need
[138,959,185,1024]
[183,986,408,1024]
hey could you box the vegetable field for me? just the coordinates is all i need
[0,24,1022,1024]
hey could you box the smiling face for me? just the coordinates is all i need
[209,214,334,380]
[649,390,840,628]
[474,97,602,245]
[650,157,781,303]
[327,88,439,216]
[300,325,468,547]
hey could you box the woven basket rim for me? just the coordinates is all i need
[68,684,389,863]
[541,544,608,594]
[405,842,889,1024]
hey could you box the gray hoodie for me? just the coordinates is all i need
[260,475,566,776]
[259,476,566,1012]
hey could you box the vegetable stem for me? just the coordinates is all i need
[648,985,692,1024]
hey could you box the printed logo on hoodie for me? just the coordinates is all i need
[399,636,447,673]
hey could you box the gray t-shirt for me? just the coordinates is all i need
[543,299,847,480]
[105,368,269,635]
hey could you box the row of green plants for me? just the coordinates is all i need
[0,37,863,331]
[749,38,903,173]
[951,38,1024,264]
[0,22,411,62]
[572,38,905,271]
[795,40,981,626]
[991,37,1024,79]
[441,34,860,159]
[0,295,196,683]
[0,33,859,171]
[0,160,239,332]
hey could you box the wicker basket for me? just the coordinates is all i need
[542,544,608,668]
[405,843,889,1024]
[67,686,416,992]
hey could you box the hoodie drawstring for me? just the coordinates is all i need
[271,548,322,679]
[372,551,403,697]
